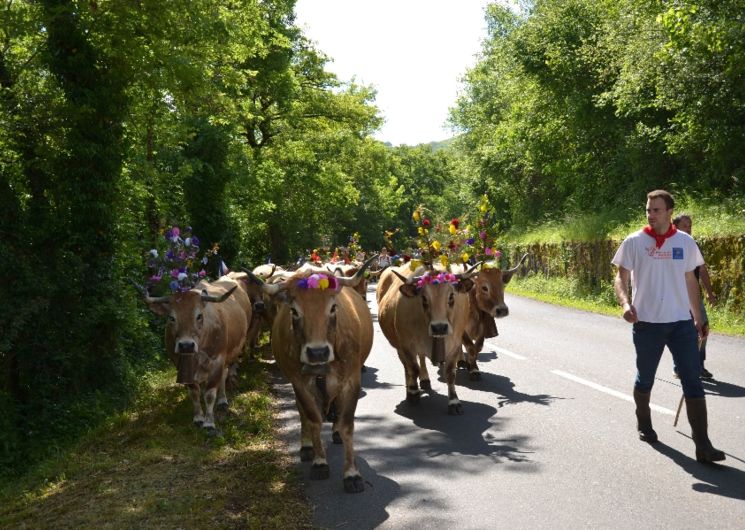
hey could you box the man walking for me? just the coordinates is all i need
[612,190,724,463]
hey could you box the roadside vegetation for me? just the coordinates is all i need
[505,198,745,337]
[0,360,311,529]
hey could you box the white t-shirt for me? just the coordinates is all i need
[611,229,704,323]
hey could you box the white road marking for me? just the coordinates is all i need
[487,344,527,360]
[552,370,675,415]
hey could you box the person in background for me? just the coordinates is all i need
[672,213,717,379]
[377,246,392,269]
[612,189,724,463]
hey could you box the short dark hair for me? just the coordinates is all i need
[647,189,674,210]
[672,213,691,227]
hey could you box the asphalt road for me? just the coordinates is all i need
[274,284,745,529]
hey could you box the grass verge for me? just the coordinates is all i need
[0,359,311,530]
[509,273,745,337]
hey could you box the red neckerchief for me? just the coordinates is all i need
[643,224,677,248]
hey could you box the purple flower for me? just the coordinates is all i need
[169,280,179,291]
[166,250,174,260]
[170,268,180,278]
[466,238,475,245]
[479,231,487,240]
[192,236,200,247]
[199,270,206,278]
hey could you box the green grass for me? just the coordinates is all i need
[503,195,745,243]
[0,359,312,530]
[509,272,745,336]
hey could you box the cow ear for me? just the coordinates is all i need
[502,270,515,285]
[146,299,170,316]
[455,278,475,293]
[399,283,419,298]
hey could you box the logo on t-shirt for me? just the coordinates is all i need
[672,247,684,260]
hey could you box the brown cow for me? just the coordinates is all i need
[376,263,477,414]
[139,277,250,432]
[253,257,375,493]
[460,254,528,380]
[327,262,370,300]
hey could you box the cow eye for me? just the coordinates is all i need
[168,315,176,323]
[421,297,429,310]
[448,293,455,307]
[329,304,337,315]
[481,285,489,293]
[291,307,300,320]
[196,313,203,322]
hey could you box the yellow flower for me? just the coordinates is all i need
[418,226,425,236]
[439,255,449,267]
[449,224,457,235]
[480,204,488,213]
[432,240,441,251]
[413,210,421,222]
[410,259,423,270]
[461,252,470,263]
[318,277,330,289]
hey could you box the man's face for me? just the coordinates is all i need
[677,217,692,235]
[646,197,671,233]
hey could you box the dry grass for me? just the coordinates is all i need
[0,360,312,529]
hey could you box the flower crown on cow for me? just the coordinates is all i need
[144,225,213,294]
[297,273,339,291]
[460,195,507,269]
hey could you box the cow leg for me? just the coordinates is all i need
[187,383,205,425]
[202,385,218,429]
[216,365,230,411]
[336,382,364,493]
[398,350,421,403]
[466,335,484,381]
[445,356,463,415]
[294,385,329,479]
[417,354,432,391]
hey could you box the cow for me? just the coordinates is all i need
[376,263,478,415]
[137,276,251,432]
[250,257,376,493]
[460,254,528,380]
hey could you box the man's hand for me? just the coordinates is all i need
[622,302,638,323]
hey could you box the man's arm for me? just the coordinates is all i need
[686,270,706,337]
[614,266,638,323]
[699,264,717,305]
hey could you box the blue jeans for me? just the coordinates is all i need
[632,320,705,398]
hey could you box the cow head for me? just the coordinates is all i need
[253,256,376,367]
[393,265,477,338]
[471,253,528,318]
[142,285,238,355]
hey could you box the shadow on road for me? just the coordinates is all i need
[702,378,745,398]
[651,441,745,501]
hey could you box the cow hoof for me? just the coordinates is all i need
[457,359,467,369]
[469,371,481,381]
[326,410,337,423]
[205,426,220,437]
[300,447,314,462]
[448,403,464,415]
[406,392,421,404]
[419,379,432,391]
[310,463,330,480]
[343,475,365,493]
[332,431,342,445]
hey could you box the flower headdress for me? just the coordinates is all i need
[296,273,339,291]
[144,225,211,294]
[461,195,506,269]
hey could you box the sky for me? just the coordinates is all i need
[294,0,493,146]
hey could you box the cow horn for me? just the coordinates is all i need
[392,269,410,284]
[456,261,483,280]
[200,284,237,303]
[507,253,529,273]
[336,255,377,287]
[326,264,344,276]
[130,278,171,304]
[241,267,265,286]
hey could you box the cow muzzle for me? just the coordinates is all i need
[303,345,332,365]
[430,322,450,337]
[494,304,509,318]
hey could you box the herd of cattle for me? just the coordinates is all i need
[135,254,527,493]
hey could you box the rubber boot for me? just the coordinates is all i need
[685,397,725,463]
[633,389,658,443]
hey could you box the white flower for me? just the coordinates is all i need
[178,272,188,281]
[149,249,158,258]
[202,256,209,265]
[184,237,192,247]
